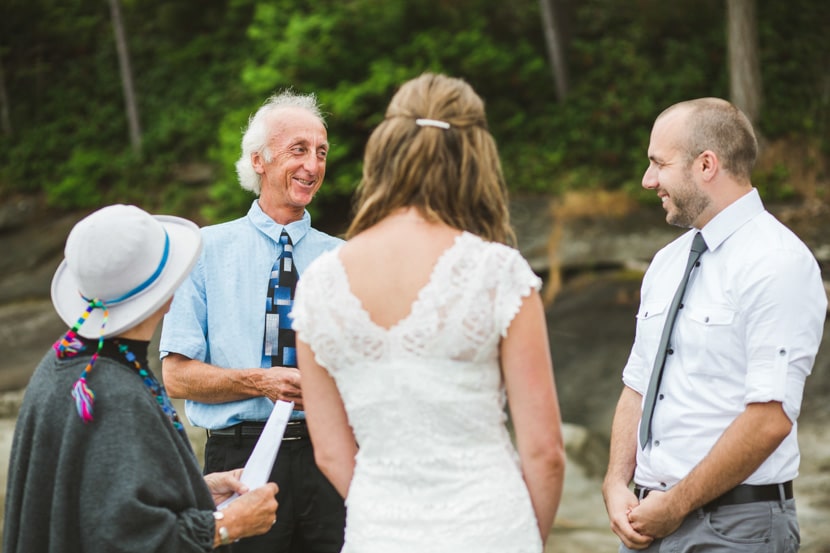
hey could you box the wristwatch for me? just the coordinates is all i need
[213,511,231,546]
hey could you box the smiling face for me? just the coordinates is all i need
[642,109,712,229]
[253,107,329,223]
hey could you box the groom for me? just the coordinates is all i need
[602,98,826,552]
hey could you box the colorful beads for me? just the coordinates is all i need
[117,343,186,435]
[54,298,109,423]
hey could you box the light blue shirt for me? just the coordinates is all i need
[159,200,343,429]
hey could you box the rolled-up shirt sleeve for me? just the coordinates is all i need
[741,248,826,422]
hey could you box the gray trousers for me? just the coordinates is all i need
[620,499,799,553]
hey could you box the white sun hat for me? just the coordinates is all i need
[51,204,203,339]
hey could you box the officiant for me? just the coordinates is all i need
[2,204,279,553]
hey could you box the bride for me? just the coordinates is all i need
[291,72,565,553]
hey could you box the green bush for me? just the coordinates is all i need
[1,0,826,222]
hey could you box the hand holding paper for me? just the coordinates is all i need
[217,400,295,509]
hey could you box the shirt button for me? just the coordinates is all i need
[704,316,710,323]
[654,440,660,447]
[660,482,667,488]
[667,348,674,355]
[658,394,664,400]
[779,348,787,356]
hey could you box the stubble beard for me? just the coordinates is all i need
[666,171,711,229]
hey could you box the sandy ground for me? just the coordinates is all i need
[0,406,620,551]
[1,395,827,551]
[1,306,829,551]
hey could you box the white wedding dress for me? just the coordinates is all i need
[291,232,543,553]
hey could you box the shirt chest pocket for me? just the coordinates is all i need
[635,300,670,355]
[681,305,738,375]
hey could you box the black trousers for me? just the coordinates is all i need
[204,429,346,553]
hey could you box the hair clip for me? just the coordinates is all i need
[415,118,451,130]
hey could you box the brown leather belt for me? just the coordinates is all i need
[634,481,793,511]
[206,420,308,441]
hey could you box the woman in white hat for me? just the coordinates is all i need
[3,204,279,552]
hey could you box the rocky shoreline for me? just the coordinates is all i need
[1,194,829,551]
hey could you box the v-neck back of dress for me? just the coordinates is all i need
[332,231,468,334]
[291,231,545,553]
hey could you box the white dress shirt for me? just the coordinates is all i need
[624,188,827,490]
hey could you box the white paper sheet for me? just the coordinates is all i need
[216,400,295,509]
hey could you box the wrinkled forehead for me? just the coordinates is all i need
[268,107,328,143]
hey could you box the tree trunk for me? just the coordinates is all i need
[0,55,12,137]
[108,0,142,156]
[727,0,762,127]
[539,0,569,102]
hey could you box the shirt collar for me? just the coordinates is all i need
[699,188,764,252]
[246,199,312,245]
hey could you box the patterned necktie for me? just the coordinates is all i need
[264,229,299,367]
[639,231,707,449]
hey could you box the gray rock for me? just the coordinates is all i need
[2,195,830,551]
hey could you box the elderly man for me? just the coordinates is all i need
[161,91,345,553]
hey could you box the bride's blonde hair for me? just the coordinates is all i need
[346,73,515,246]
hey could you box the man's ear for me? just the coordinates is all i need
[697,150,719,182]
[251,152,265,175]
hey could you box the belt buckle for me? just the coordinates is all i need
[634,486,651,501]
[282,419,306,441]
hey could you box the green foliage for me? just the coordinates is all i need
[504,0,727,195]
[1,0,827,222]
[753,161,798,202]
[757,1,830,139]
[50,148,111,208]
[207,0,565,220]
[0,0,257,214]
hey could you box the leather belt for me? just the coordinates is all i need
[206,420,308,441]
[634,481,793,511]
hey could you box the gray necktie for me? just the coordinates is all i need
[639,232,707,449]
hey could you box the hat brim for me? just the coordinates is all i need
[51,214,203,339]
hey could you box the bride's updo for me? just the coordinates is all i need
[347,72,515,246]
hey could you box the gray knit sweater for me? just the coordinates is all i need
[3,344,216,553]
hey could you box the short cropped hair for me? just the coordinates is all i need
[659,97,758,180]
